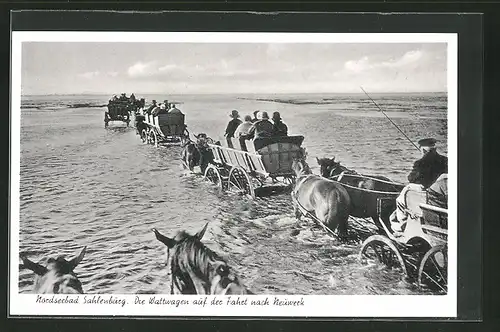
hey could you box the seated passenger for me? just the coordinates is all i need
[251,110,260,123]
[169,104,182,114]
[224,110,242,148]
[271,111,288,137]
[234,115,254,151]
[243,111,273,140]
[389,138,448,231]
[146,100,157,114]
[427,173,448,208]
[153,103,166,116]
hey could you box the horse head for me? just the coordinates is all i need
[20,247,87,294]
[292,157,312,178]
[316,157,346,178]
[152,224,251,295]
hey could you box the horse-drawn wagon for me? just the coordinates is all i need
[105,96,144,128]
[105,100,131,127]
[203,136,306,198]
[138,110,189,147]
[358,187,448,293]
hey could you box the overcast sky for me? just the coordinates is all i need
[21,42,447,95]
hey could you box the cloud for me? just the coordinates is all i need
[344,50,424,73]
[127,61,159,77]
[78,71,100,79]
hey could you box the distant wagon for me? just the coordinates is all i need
[105,100,131,127]
[138,108,189,147]
[204,136,306,198]
[105,95,144,128]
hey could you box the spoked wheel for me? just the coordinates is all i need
[282,176,295,186]
[141,129,148,143]
[204,164,224,190]
[148,130,158,147]
[228,166,255,198]
[418,244,447,293]
[359,235,408,276]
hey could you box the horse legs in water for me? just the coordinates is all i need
[292,197,303,227]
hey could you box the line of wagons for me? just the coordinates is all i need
[130,99,448,294]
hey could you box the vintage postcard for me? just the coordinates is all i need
[10,31,457,317]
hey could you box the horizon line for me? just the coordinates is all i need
[21,91,447,97]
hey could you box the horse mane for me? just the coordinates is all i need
[169,231,225,292]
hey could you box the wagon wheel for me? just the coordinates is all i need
[228,166,255,198]
[359,234,408,276]
[418,244,447,293]
[282,176,295,186]
[204,164,224,190]
[148,130,158,147]
[141,129,148,144]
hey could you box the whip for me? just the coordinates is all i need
[360,87,420,151]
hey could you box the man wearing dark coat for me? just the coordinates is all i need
[407,138,448,188]
[224,110,242,148]
[390,138,448,231]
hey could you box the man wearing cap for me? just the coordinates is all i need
[408,138,448,188]
[271,111,288,137]
[390,138,448,231]
[224,110,242,148]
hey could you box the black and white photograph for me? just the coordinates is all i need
[10,30,457,317]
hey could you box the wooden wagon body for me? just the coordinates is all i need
[139,111,188,146]
[204,136,305,197]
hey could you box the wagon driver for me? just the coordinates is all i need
[390,138,448,229]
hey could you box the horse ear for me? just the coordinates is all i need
[68,247,86,270]
[330,156,336,162]
[195,223,209,241]
[20,255,48,276]
[153,228,176,248]
[316,157,320,163]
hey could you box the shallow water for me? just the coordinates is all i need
[18,93,447,295]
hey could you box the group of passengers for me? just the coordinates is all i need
[224,110,288,151]
[143,100,182,116]
[110,93,136,102]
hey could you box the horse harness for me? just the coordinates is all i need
[291,174,340,239]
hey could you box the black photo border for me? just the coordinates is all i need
[2,7,484,331]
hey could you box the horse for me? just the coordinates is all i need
[316,157,405,233]
[291,157,351,239]
[181,133,214,174]
[20,247,87,294]
[152,224,252,295]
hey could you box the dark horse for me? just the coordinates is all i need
[153,224,252,295]
[291,157,351,239]
[316,157,404,233]
[181,133,214,174]
[20,247,87,294]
